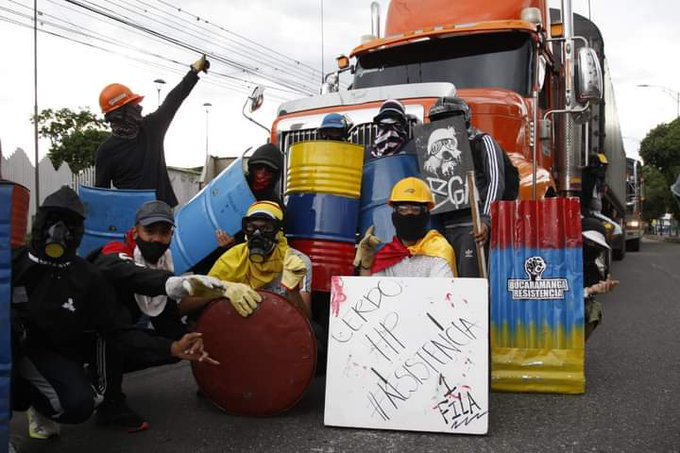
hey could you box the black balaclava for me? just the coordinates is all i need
[134,238,170,264]
[247,144,283,201]
[106,103,143,139]
[583,243,605,287]
[30,186,85,266]
[392,210,430,243]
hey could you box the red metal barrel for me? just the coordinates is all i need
[0,181,30,248]
[288,239,355,293]
[192,291,316,416]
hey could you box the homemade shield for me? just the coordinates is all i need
[192,291,316,416]
[490,198,585,393]
[415,116,474,215]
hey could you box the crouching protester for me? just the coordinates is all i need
[10,187,218,440]
[355,177,457,277]
[87,200,258,431]
[581,216,619,340]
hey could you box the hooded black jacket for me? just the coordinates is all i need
[95,71,200,207]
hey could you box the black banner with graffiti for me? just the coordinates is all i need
[415,116,474,215]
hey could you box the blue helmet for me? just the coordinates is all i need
[320,113,349,130]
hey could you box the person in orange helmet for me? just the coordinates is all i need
[95,55,210,207]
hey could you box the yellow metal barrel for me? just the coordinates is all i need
[286,141,364,198]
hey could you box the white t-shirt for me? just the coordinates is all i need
[373,255,453,278]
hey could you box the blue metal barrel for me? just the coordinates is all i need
[79,186,156,257]
[359,154,442,243]
[0,184,14,447]
[285,194,359,243]
[360,154,418,243]
[171,158,255,275]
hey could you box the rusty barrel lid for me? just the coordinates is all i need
[192,290,317,416]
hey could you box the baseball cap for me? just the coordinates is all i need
[135,200,175,226]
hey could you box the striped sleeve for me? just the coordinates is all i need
[480,134,505,216]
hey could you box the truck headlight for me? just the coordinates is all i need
[627,220,639,228]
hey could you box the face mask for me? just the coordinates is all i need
[247,229,277,263]
[135,238,170,264]
[109,104,143,138]
[392,211,429,242]
[251,167,275,192]
[583,245,605,287]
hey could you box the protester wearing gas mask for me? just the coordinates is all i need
[88,200,257,431]
[11,187,218,441]
[208,201,312,318]
[95,54,210,207]
[355,177,457,277]
[581,216,619,340]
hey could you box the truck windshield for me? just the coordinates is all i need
[353,32,533,96]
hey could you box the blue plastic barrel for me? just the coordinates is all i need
[78,186,156,257]
[171,157,256,275]
[286,194,359,243]
[0,184,13,448]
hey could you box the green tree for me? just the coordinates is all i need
[641,165,671,220]
[640,117,680,219]
[32,107,110,173]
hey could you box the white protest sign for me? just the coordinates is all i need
[324,276,489,435]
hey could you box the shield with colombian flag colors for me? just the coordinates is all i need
[489,198,585,394]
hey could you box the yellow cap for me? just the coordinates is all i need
[245,201,283,221]
[596,153,608,164]
[389,177,435,210]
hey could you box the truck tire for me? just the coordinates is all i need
[627,238,640,252]
[613,241,626,261]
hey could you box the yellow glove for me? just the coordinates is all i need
[191,54,211,73]
[281,254,307,291]
[353,225,382,269]
[224,282,262,317]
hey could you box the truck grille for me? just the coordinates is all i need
[277,121,418,154]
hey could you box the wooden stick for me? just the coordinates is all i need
[467,171,488,278]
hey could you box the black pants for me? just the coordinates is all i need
[443,224,488,278]
[12,347,95,424]
[91,328,180,403]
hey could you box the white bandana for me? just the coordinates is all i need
[133,246,175,317]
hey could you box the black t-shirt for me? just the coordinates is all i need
[95,71,199,207]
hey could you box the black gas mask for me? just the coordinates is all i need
[31,208,84,264]
[243,216,280,263]
[392,204,430,242]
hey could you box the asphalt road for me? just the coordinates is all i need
[9,238,680,452]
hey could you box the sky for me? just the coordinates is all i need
[1,0,679,170]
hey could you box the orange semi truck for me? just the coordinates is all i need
[269,0,628,258]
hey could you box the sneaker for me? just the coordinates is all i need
[27,407,61,439]
[96,399,149,433]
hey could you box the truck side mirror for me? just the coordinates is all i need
[576,47,603,103]
[248,86,265,113]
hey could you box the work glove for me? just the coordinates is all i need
[353,225,382,270]
[165,275,227,300]
[224,282,262,317]
[191,54,210,73]
[281,253,307,291]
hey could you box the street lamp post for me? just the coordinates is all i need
[203,102,212,158]
[154,78,166,107]
[637,84,680,118]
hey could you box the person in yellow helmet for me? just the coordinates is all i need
[95,55,210,207]
[208,201,312,318]
[354,177,457,277]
